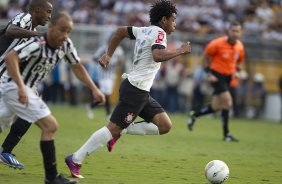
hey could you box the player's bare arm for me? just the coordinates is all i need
[4,50,28,105]
[5,24,40,38]
[152,41,191,62]
[99,26,130,68]
[71,63,106,104]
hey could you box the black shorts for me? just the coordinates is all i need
[110,79,165,129]
[210,70,232,95]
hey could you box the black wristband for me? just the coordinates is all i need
[236,66,241,72]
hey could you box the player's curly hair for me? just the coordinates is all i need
[149,0,177,25]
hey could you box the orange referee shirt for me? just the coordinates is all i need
[204,36,245,75]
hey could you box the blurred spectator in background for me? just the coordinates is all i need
[190,64,211,113]
[164,57,184,113]
[246,73,266,119]
[236,70,249,118]
[229,77,240,118]
[1,0,282,42]
[279,75,282,122]
[150,64,166,107]
[177,69,194,113]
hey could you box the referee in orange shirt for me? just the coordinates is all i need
[188,21,245,142]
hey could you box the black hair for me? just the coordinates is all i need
[229,21,241,29]
[149,0,177,25]
[29,0,49,10]
[50,11,72,24]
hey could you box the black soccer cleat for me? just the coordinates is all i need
[223,133,239,142]
[45,174,77,184]
[187,111,196,131]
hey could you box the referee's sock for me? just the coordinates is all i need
[221,109,230,137]
[1,118,31,153]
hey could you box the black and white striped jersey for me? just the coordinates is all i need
[0,35,80,90]
[0,12,34,61]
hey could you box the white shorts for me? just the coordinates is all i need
[98,78,114,95]
[0,82,51,130]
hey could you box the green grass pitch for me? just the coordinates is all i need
[0,105,281,184]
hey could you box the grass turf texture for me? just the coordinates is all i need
[0,105,281,184]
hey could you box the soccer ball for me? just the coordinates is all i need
[205,160,229,184]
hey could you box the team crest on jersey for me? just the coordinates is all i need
[124,112,136,124]
[155,31,165,44]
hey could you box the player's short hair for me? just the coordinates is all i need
[149,0,177,25]
[50,11,72,25]
[229,21,241,29]
[29,0,49,10]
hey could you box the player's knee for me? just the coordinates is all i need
[38,117,59,134]
[158,120,172,135]
[45,122,58,134]
[225,101,233,110]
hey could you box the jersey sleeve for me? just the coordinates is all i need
[151,27,167,49]
[128,26,136,40]
[237,43,245,64]
[64,38,80,64]
[204,40,218,57]
[11,13,32,29]
[13,38,41,61]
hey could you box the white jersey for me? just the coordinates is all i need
[127,26,167,91]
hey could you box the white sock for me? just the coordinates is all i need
[73,126,112,164]
[122,121,159,135]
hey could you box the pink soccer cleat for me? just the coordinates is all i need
[65,154,84,179]
[107,134,121,152]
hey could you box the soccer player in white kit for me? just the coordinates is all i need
[65,0,191,179]
[0,12,105,184]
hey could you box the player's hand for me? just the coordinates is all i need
[99,54,111,68]
[233,72,241,79]
[207,73,218,83]
[18,86,28,107]
[180,42,192,54]
[92,89,106,105]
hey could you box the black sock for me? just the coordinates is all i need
[90,101,96,108]
[2,118,31,153]
[40,140,58,181]
[221,109,229,137]
[194,104,214,117]
[105,95,111,115]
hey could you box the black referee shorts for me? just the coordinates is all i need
[110,79,164,129]
[210,70,232,95]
